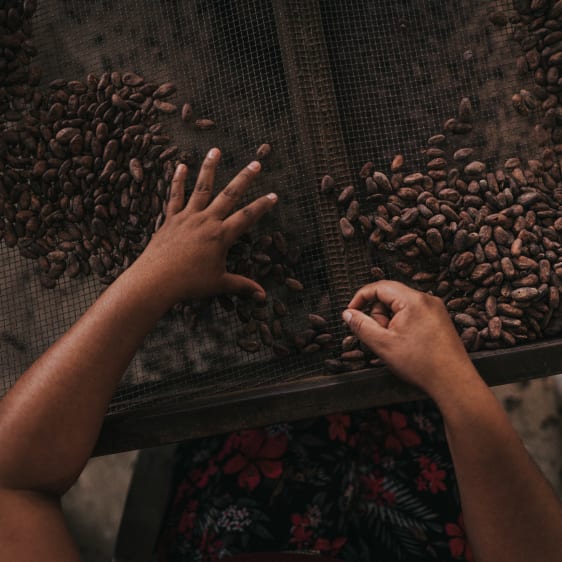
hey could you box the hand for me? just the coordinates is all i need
[342,281,479,398]
[134,148,278,306]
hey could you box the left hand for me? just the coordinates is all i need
[134,147,278,306]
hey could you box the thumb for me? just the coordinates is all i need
[342,308,389,354]
[222,272,266,301]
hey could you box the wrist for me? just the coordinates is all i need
[432,370,494,425]
[113,257,176,318]
[423,358,486,414]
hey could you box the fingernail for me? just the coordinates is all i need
[266,192,278,201]
[207,147,219,159]
[252,290,266,302]
[248,160,261,172]
[342,310,352,323]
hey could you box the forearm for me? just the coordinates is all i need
[0,155,271,560]
[345,283,562,561]
[0,261,170,494]
[433,371,562,562]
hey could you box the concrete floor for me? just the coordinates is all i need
[62,451,139,562]
[62,376,562,562]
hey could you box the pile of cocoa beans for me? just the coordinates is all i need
[0,1,311,360]
[316,2,562,372]
[327,98,562,361]
[0,0,202,288]
[0,70,193,288]
[6,0,562,371]
[222,230,311,356]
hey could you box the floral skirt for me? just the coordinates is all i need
[156,400,472,562]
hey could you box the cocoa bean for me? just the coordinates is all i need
[461,326,478,348]
[488,317,502,339]
[341,349,365,361]
[513,274,539,288]
[427,157,447,170]
[308,314,328,330]
[314,333,333,346]
[391,154,404,172]
[373,216,393,234]
[153,99,177,113]
[373,172,392,193]
[464,161,486,175]
[359,162,373,178]
[471,263,493,281]
[153,82,176,99]
[341,335,358,352]
[285,278,304,292]
[485,295,497,317]
[453,251,475,270]
[273,299,287,317]
[339,217,354,240]
[55,127,80,144]
[256,143,271,159]
[194,118,215,129]
[500,257,516,278]
[539,259,551,283]
[427,134,445,145]
[337,185,354,205]
[454,313,477,328]
[394,233,417,248]
[179,103,193,122]
[403,172,424,185]
[129,158,144,183]
[425,228,444,254]
[393,262,414,276]
[122,72,144,87]
[511,287,539,301]
[320,175,335,194]
[346,200,360,222]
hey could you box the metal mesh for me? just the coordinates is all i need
[1,0,560,413]
[319,0,538,278]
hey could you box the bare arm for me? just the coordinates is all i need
[0,149,277,561]
[344,281,562,562]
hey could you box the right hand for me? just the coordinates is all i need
[343,281,480,398]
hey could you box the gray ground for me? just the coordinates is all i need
[63,376,562,562]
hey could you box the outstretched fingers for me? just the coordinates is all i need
[206,161,262,219]
[166,163,188,216]
[223,192,278,246]
[184,148,221,213]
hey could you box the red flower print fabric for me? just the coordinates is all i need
[327,414,351,442]
[378,408,422,452]
[222,430,288,491]
[157,402,471,561]
[446,515,474,562]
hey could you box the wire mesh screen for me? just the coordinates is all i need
[2,0,562,414]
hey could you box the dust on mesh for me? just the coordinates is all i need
[0,0,538,412]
